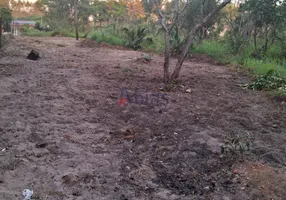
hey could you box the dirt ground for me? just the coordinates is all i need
[0,37,286,200]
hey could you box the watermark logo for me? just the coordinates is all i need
[119,88,169,109]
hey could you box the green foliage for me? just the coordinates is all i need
[22,27,86,38]
[43,0,95,31]
[274,85,286,96]
[191,40,229,63]
[242,0,282,28]
[182,0,218,29]
[243,58,286,77]
[142,34,165,53]
[247,70,286,91]
[93,0,109,24]
[122,27,149,50]
[225,29,247,55]
[22,28,53,37]
[90,31,125,46]
[141,0,156,14]
[0,7,13,32]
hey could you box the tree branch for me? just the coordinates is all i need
[155,0,168,31]
[169,0,188,31]
[202,0,231,27]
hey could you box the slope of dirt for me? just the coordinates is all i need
[0,37,285,200]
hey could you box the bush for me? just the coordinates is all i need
[122,27,149,50]
[247,70,286,91]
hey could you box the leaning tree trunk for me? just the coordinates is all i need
[74,0,79,41]
[170,0,231,81]
[163,31,171,83]
[171,25,201,80]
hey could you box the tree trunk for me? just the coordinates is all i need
[0,12,2,49]
[200,0,206,40]
[74,0,79,40]
[263,26,269,53]
[170,0,231,81]
[163,31,171,83]
[253,28,257,51]
[171,25,200,80]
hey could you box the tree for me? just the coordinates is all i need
[141,0,156,15]
[107,0,128,23]
[241,0,283,53]
[154,0,187,82]
[127,0,145,19]
[154,0,231,82]
[43,0,93,31]
[74,0,79,40]
[1,7,12,32]
[0,0,10,48]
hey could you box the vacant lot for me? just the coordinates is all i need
[0,37,285,200]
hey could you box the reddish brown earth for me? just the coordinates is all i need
[0,37,286,200]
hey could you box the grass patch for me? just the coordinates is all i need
[191,40,230,63]
[142,35,164,53]
[22,28,53,37]
[22,28,85,38]
[243,58,286,77]
[90,31,125,46]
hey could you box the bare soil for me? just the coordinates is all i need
[0,37,286,200]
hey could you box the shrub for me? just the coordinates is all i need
[122,27,149,50]
[247,70,286,91]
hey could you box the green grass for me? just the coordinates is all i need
[17,16,43,21]
[191,40,286,79]
[142,34,164,53]
[243,58,286,77]
[22,28,85,38]
[267,45,285,60]
[89,31,125,46]
[22,28,53,37]
[191,40,230,63]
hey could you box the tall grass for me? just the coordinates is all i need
[142,34,165,53]
[191,40,230,63]
[90,31,125,46]
[243,58,286,77]
[22,28,53,37]
[191,40,286,79]
[22,28,85,38]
